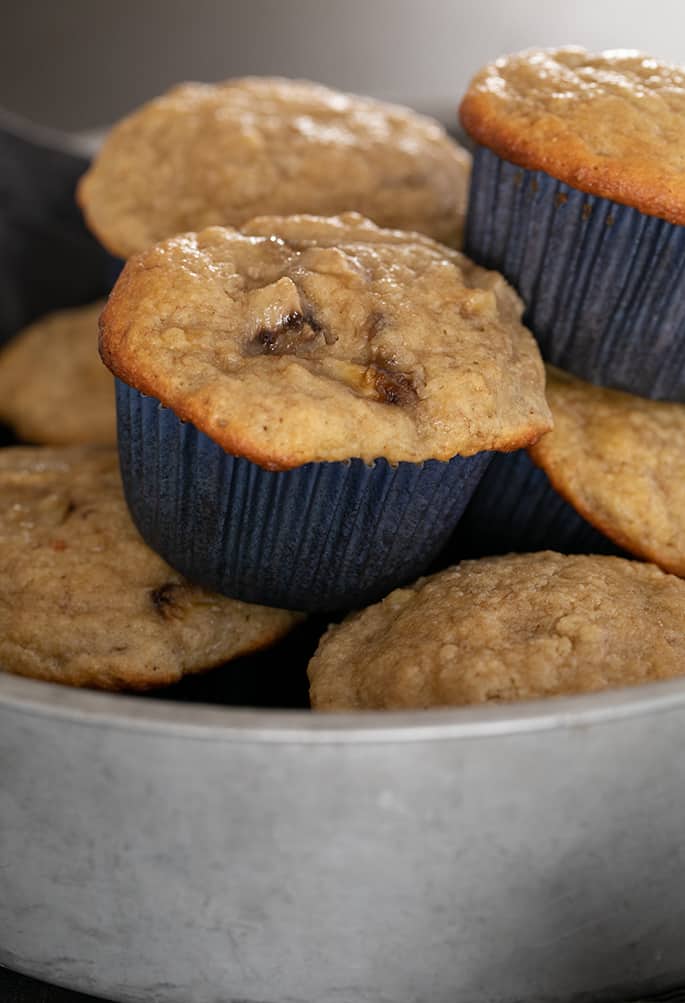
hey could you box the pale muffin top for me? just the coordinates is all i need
[0,301,116,446]
[100,213,552,469]
[308,552,685,711]
[0,446,301,690]
[78,77,471,257]
[460,47,685,223]
[528,367,685,577]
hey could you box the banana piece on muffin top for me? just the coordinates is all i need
[78,77,471,257]
[459,47,685,224]
[308,552,685,710]
[100,213,552,469]
[528,367,685,577]
[0,446,301,690]
[0,301,115,446]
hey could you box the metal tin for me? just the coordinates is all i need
[3,673,685,1003]
[465,145,685,402]
[116,380,492,611]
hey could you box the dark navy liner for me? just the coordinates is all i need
[116,380,492,612]
[106,255,125,289]
[466,146,685,402]
[450,449,627,561]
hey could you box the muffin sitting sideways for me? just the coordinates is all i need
[78,76,471,257]
[308,553,685,710]
[453,366,685,572]
[100,213,552,611]
[0,446,301,691]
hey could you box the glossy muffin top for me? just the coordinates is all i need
[529,367,685,576]
[0,446,301,690]
[78,77,471,257]
[100,213,552,469]
[460,47,685,223]
[0,301,115,446]
[308,552,685,710]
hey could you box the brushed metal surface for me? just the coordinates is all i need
[2,674,685,1003]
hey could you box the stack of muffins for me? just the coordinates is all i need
[2,55,685,709]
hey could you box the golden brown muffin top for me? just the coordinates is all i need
[528,367,685,577]
[459,47,685,223]
[100,213,552,469]
[0,301,116,446]
[78,76,471,257]
[308,552,685,710]
[0,446,301,690]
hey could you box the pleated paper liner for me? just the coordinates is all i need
[466,145,685,402]
[116,380,493,612]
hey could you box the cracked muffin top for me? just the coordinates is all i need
[459,47,685,223]
[308,552,685,710]
[0,446,301,690]
[0,301,115,446]
[100,213,552,469]
[77,76,471,258]
[528,367,685,577]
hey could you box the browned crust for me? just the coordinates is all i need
[100,248,551,470]
[459,59,685,226]
[2,617,295,692]
[527,443,685,578]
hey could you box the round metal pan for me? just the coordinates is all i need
[1,108,684,1003]
[2,671,685,1003]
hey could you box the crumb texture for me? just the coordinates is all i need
[78,77,471,256]
[0,302,116,445]
[460,47,685,223]
[308,552,685,709]
[100,213,551,468]
[529,367,685,576]
[0,447,301,690]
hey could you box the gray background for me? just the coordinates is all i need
[1,0,684,131]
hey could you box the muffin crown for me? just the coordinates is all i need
[0,446,300,690]
[460,47,685,224]
[0,301,115,446]
[78,76,471,256]
[100,213,552,469]
[529,366,685,576]
[308,552,685,710]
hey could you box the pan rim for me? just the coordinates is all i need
[2,669,685,744]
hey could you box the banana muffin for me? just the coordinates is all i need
[460,47,685,401]
[78,77,471,258]
[527,367,685,576]
[0,301,115,445]
[455,367,684,571]
[100,212,552,610]
[309,553,685,710]
[0,446,301,690]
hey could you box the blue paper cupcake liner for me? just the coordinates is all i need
[450,449,626,561]
[466,146,685,402]
[116,380,492,612]
[105,255,125,289]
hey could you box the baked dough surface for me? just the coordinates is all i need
[101,213,551,468]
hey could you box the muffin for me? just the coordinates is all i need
[0,446,301,690]
[459,47,685,401]
[454,367,684,574]
[78,77,471,259]
[0,301,116,445]
[308,553,685,710]
[100,212,552,611]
